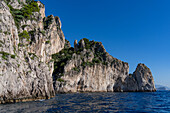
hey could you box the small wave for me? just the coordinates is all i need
[39,99,45,101]
[0,91,170,112]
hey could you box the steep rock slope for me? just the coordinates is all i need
[123,63,155,92]
[0,0,65,103]
[0,0,156,104]
[52,39,156,93]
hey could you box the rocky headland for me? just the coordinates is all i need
[0,0,156,103]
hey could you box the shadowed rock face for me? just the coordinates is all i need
[123,63,156,92]
[52,39,156,93]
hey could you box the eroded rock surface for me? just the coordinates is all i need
[0,0,65,103]
[52,39,156,93]
[124,63,156,92]
[0,0,156,104]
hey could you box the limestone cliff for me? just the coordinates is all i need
[0,0,155,104]
[0,0,65,103]
[123,63,156,92]
[52,39,156,93]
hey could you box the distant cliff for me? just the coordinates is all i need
[52,39,156,93]
[0,0,155,103]
[155,85,170,91]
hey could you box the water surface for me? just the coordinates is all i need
[0,91,170,112]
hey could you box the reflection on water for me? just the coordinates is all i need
[0,91,170,112]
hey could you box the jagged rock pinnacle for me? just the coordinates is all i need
[74,40,78,51]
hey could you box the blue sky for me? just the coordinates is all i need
[40,0,170,87]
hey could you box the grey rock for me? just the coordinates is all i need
[54,41,156,93]
[123,63,156,92]
[0,0,65,103]
[80,39,85,49]
[74,40,78,51]
[64,39,71,48]
[0,0,156,104]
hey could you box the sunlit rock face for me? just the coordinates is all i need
[0,0,65,103]
[0,0,155,104]
[53,39,156,93]
[123,63,156,92]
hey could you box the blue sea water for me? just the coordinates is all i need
[0,91,170,113]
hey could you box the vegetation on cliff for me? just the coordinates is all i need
[7,0,39,29]
[52,38,115,80]
[43,15,53,30]
[52,47,74,79]
[0,0,156,104]
[19,30,31,42]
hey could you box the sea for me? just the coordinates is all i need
[0,91,169,113]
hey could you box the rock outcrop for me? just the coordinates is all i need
[123,63,156,92]
[0,0,65,103]
[52,39,156,93]
[0,0,156,104]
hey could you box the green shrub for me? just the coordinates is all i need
[43,15,53,29]
[78,38,90,49]
[102,62,108,65]
[60,62,65,67]
[68,50,73,54]
[45,40,50,44]
[112,59,120,64]
[72,67,80,72]
[0,51,10,60]
[28,52,37,60]
[18,0,21,4]
[0,51,16,60]
[57,78,65,82]
[8,5,23,29]
[81,62,86,67]
[28,30,36,36]
[52,47,74,79]
[26,0,33,4]
[64,39,70,49]
[54,65,58,70]
[4,0,10,4]
[76,51,80,54]
[11,55,16,59]
[85,44,90,49]
[2,56,7,60]
[4,31,8,35]
[92,58,101,64]
[18,43,24,47]
[21,25,28,29]
[19,30,30,42]
[77,38,99,51]
[8,1,40,29]
[79,38,89,45]
[0,40,4,44]
[21,1,40,19]
[81,61,94,67]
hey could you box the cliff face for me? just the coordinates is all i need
[0,0,65,103]
[123,63,156,92]
[0,0,155,104]
[52,39,156,93]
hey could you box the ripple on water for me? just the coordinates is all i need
[0,91,170,112]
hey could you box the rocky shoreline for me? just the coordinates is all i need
[0,0,156,104]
